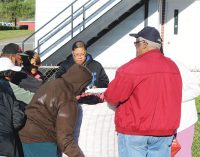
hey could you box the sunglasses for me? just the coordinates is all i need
[134,40,144,45]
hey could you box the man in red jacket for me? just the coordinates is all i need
[104,26,182,157]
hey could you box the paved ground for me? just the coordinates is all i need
[0,35,35,52]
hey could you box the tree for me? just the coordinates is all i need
[0,0,35,25]
[20,0,35,20]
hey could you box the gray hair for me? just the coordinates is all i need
[139,37,161,49]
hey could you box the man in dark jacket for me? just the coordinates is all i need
[55,41,109,88]
[1,43,43,92]
[0,57,26,157]
[19,64,92,157]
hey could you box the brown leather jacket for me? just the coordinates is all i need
[19,64,92,157]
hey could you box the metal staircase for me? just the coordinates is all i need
[22,0,145,65]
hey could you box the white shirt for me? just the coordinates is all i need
[175,60,200,132]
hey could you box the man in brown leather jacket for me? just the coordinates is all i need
[19,64,92,157]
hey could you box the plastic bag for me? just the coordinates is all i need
[171,139,181,157]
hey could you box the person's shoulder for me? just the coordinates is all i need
[91,59,102,65]
[163,57,181,70]
[86,57,103,68]
[58,55,74,66]
[117,59,135,73]
[0,79,13,96]
[0,79,8,92]
[117,57,148,75]
[0,79,10,88]
[87,53,103,64]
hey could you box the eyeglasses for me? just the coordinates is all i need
[73,53,86,57]
[134,40,144,45]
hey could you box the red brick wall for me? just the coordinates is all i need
[17,21,35,30]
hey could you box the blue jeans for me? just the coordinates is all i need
[118,133,173,157]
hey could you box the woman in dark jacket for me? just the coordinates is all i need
[0,57,26,157]
[19,64,92,157]
[55,41,109,88]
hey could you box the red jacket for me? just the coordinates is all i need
[104,50,182,136]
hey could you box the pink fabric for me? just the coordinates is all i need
[175,125,195,157]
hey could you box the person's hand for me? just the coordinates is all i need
[92,92,104,102]
[30,58,36,65]
[99,92,105,102]
[75,92,92,100]
[76,95,81,100]
[81,92,92,97]
[31,53,41,66]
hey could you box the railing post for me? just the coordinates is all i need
[22,41,25,52]
[71,4,74,38]
[83,6,85,29]
[37,40,40,54]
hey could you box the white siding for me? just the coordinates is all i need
[35,0,200,69]
[35,0,122,62]
[88,7,145,68]
[35,0,74,30]
[164,0,200,69]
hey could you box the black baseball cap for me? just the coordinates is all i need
[2,43,28,56]
[129,26,162,44]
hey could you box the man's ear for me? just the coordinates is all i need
[10,55,18,65]
[141,41,149,52]
[143,41,148,47]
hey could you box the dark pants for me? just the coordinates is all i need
[22,142,58,157]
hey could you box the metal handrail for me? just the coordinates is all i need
[37,0,99,51]
[22,0,122,57]
[22,0,78,51]
[36,0,119,56]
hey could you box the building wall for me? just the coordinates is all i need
[35,0,75,52]
[164,0,200,69]
[35,0,200,71]
[35,0,122,62]
[35,0,74,29]
[17,21,35,30]
[89,0,161,68]
[88,7,145,68]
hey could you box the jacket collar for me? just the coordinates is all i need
[137,49,162,59]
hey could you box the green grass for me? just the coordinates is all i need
[192,96,200,157]
[0,30,34,41]
[196,96,200,111]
